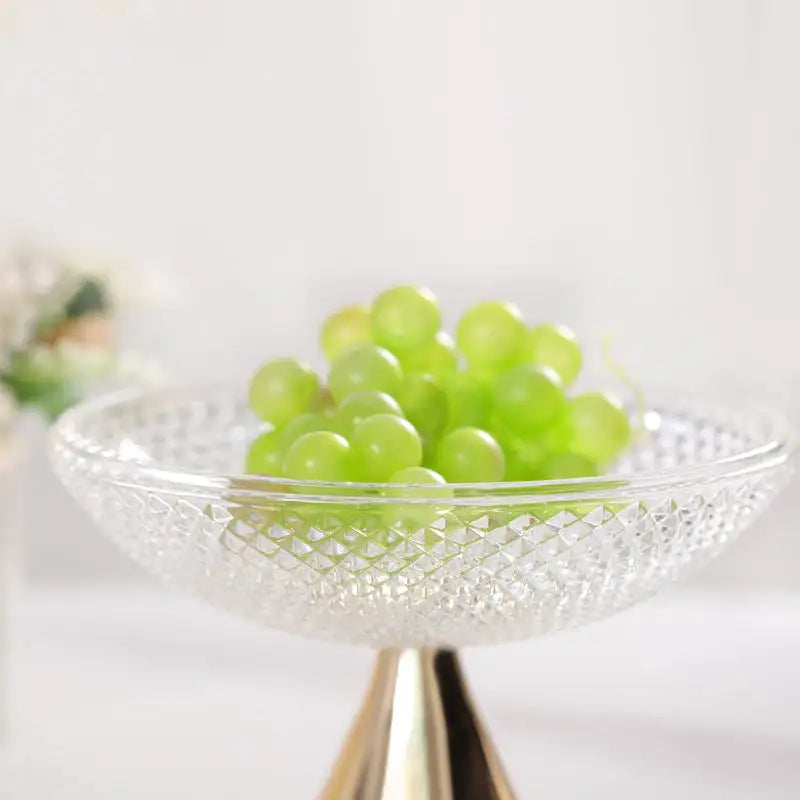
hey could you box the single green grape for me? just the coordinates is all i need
[398,373,448,444]
[566,392,632,464]
[249,358,319,428]
[282,431,353,482]
[534,451,599,480]
[333,390,403,436]
[388,465,449,487]
[442,371,491,431]
[320,304,372,360]
[382,466,453,529]
[351,413,423,481]
[371,286,440,354]
[279,413,333,453]
[400,331,459,380]
[328,343,403,404]
[245,430,283,475]
[492,363,566,436]
[519,323,582,385]
[456,301,525,371]
[435,427,505,483]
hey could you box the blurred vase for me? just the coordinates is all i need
[0,430,23,742]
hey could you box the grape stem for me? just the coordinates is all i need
[601,334,646,438]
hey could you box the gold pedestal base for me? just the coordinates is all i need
[322,650,516,800]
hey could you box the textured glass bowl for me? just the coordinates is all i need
[50,384,795,648]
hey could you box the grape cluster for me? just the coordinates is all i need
[247,286,632,484]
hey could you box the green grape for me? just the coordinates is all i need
[333,389,403,436]
[371,286,440,354]
[435,427,505,483]
[249,358,319,427]
[388,465,448,487]
[566,392,632,463]
[456,301,525,371]
[282,431,353,482]
[320,304,372,360]
[501,446,538,481]
[400,331,459,380]
[328,343,403,404]
[520,323,582,385]
[442,371,491,431]
[398,373,448,444]
[279,413,333,453]
[382,466,453,529]
[489,417,548,480]
[463,367,496,390]
[538,412,572,453]
[492,364,566,436]
[351,413,423,481]
[245,430,283,475]
[534,451,599,480]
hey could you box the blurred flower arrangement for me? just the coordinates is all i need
[0,240,161,428]
[0,236,169,739]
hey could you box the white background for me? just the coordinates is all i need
[1,5,799,798]
[1,0,797,586]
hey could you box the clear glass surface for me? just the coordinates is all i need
[50,385,796,647]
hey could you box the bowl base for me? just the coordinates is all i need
[322,648,515,799]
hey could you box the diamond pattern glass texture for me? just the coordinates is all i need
[50,386,795,647]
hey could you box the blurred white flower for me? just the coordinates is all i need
[0,384,15,433]
[0,236,167,419]
[0,244,65,367]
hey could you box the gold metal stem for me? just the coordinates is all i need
[322,649,516,800]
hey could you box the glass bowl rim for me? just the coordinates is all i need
[49,382,798,505]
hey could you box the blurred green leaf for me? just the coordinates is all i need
[1,371,80,420]
[64,278,111,319]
